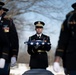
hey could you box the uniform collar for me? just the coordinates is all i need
[0,17,1,20]
[37,33,42,37]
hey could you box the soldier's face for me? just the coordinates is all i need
[0,9,4,16]
[35,27,43,34]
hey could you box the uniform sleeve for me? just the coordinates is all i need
[27,37,34,55]
[55,19,70,58]
[2,41,9,60]
[10,19,19,59]
[43,36,51,51]
[46,36,51,51]
[0,30,9,60]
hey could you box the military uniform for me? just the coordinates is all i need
[0,15,19,75]
[27,21,51,69]
[0,28,10,74]
[0,22,9,62]
[0,2,19,75]
[55,2,76,72]
[0,17,19,63]
[0,6,19,63]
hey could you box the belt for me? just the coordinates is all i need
[37,50,46,52]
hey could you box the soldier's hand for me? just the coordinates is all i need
[53,62,61,73]
[0,58,5,68]
[10,57,16,67]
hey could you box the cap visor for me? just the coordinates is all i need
[36,26,43,28]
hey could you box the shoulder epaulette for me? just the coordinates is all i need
[66,11,76,18]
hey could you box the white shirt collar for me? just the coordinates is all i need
[37,33,42,37]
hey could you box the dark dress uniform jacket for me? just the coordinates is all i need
[0,25,9,61]
[0,17,19,63]
[27,34,51,69]
[55,10,76,70]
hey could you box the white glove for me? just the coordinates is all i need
[53,62,61,73]
[0,58,5,68]
[10,57,16,67]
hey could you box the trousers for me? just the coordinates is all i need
[0,63,10,75]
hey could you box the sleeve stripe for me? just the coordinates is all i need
[2,53,8,55]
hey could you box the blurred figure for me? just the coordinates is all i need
[53,2,76,75]
[27,21,51,69]
[23,69,54,75]
[0,1,19,75]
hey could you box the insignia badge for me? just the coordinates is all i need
[3,25,9,32]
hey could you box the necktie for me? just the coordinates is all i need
[38,35,41,38]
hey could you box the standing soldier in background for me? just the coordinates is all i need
[27,21,51,69]
[0,1,19,75]
[53,3,76,75]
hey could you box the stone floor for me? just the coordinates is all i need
[10,63,65,75]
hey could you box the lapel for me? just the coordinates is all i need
[41,34,43,37]
[36,33,44,40]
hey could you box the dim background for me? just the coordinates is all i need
[0,0,76,75]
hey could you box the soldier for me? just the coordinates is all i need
[0,1,19,75]
[53,2,76,75]
[27,21,51,69]
[0,22,9,74]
